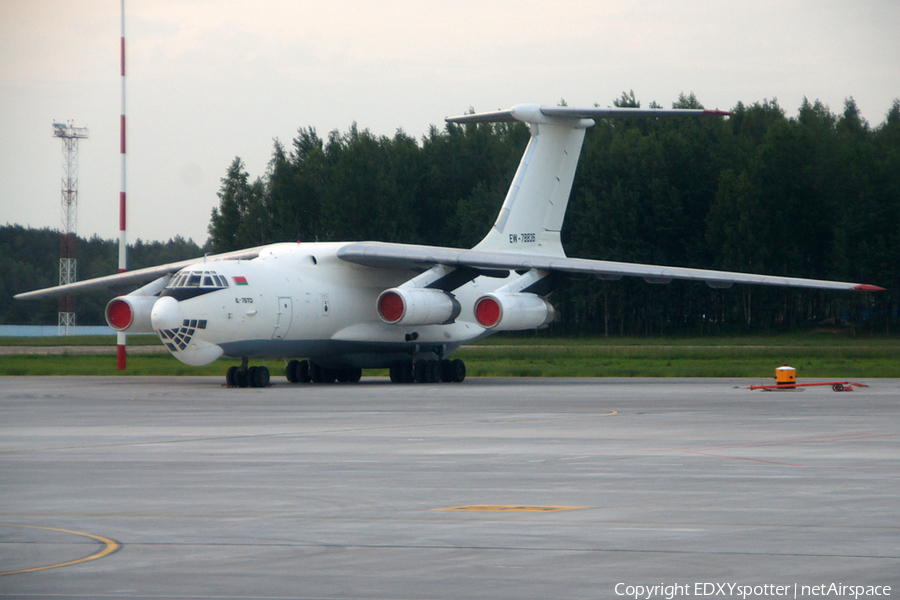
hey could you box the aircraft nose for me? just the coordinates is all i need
[151,296,182,331]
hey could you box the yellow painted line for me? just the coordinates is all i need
[0,523,121,576]
[435,505,588,512]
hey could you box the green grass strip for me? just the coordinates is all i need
[2,334,898,378]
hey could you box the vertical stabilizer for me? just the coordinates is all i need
[449,105,591,256]
[446,104,732,256]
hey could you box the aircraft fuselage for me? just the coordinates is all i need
[151,242,496,368]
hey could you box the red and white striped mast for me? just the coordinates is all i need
[117,0,128,370]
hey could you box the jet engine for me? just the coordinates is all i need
[474,292,555,330]
[104,274,172,333]
[105,295,158,333]
[377,288,461,326]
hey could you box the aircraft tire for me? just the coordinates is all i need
[297,360,311,383]
[414,361,428,383]
[390,362,414,384]
[320,367,337,384]
[234,369,249,388]
[451,359,466,383]
[253,366,270,388]
[400,362,414,384]
[309,362,322,383]
[336,367,358,383]
[427,360,441,383]
[286,360,300,383]
[440,359,453,382]
[226,365,238,387]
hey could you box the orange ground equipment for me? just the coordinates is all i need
[775,365,797,385]
[748,364,868,392]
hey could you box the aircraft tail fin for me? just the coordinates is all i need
[446,104,730,256]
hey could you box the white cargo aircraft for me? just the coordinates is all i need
[16,105,884,387]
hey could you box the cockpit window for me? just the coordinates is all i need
[166,270,229,289]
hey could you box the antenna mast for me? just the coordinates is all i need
[52,121,89,335]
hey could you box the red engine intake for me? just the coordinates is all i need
[105,295,158,333]
[474,292,555,331]
[377,291,406,324]
[474,296,502,328]
[376,288,460,326]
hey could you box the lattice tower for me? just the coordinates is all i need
[52,121,89,335]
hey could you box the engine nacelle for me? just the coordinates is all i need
[105,295,158,333]
[474,292,556,331]
[377,288,461,326]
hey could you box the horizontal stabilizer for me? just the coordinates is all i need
[447,104,731,125]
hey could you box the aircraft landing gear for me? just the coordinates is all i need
[286,359,311,383]
[443,358,466,383]
[389,358,465,384]
[282,357,464,384]
[286,359,361,384]
[248,365,270,388]
[226,359,270,388]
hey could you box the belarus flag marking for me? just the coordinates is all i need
[234,276,249,286]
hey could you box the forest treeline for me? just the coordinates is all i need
[5,93,899,334]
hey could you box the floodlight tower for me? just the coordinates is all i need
[52,120,89,335]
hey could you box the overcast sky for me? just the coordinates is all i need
[2,0,898,247]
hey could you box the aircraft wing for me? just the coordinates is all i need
[14,247,263,301]
[336,242,884,292]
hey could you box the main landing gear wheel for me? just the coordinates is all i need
[286,359,311,383]
[390,359,465,384]
[226,365,269,388]
[284,358,465,385]
[414,360,439,383]
[448,358,466,383]
[309,362,335,383]
[287,359,361,384]
[335,367,362,383]
[389,362,414,384]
